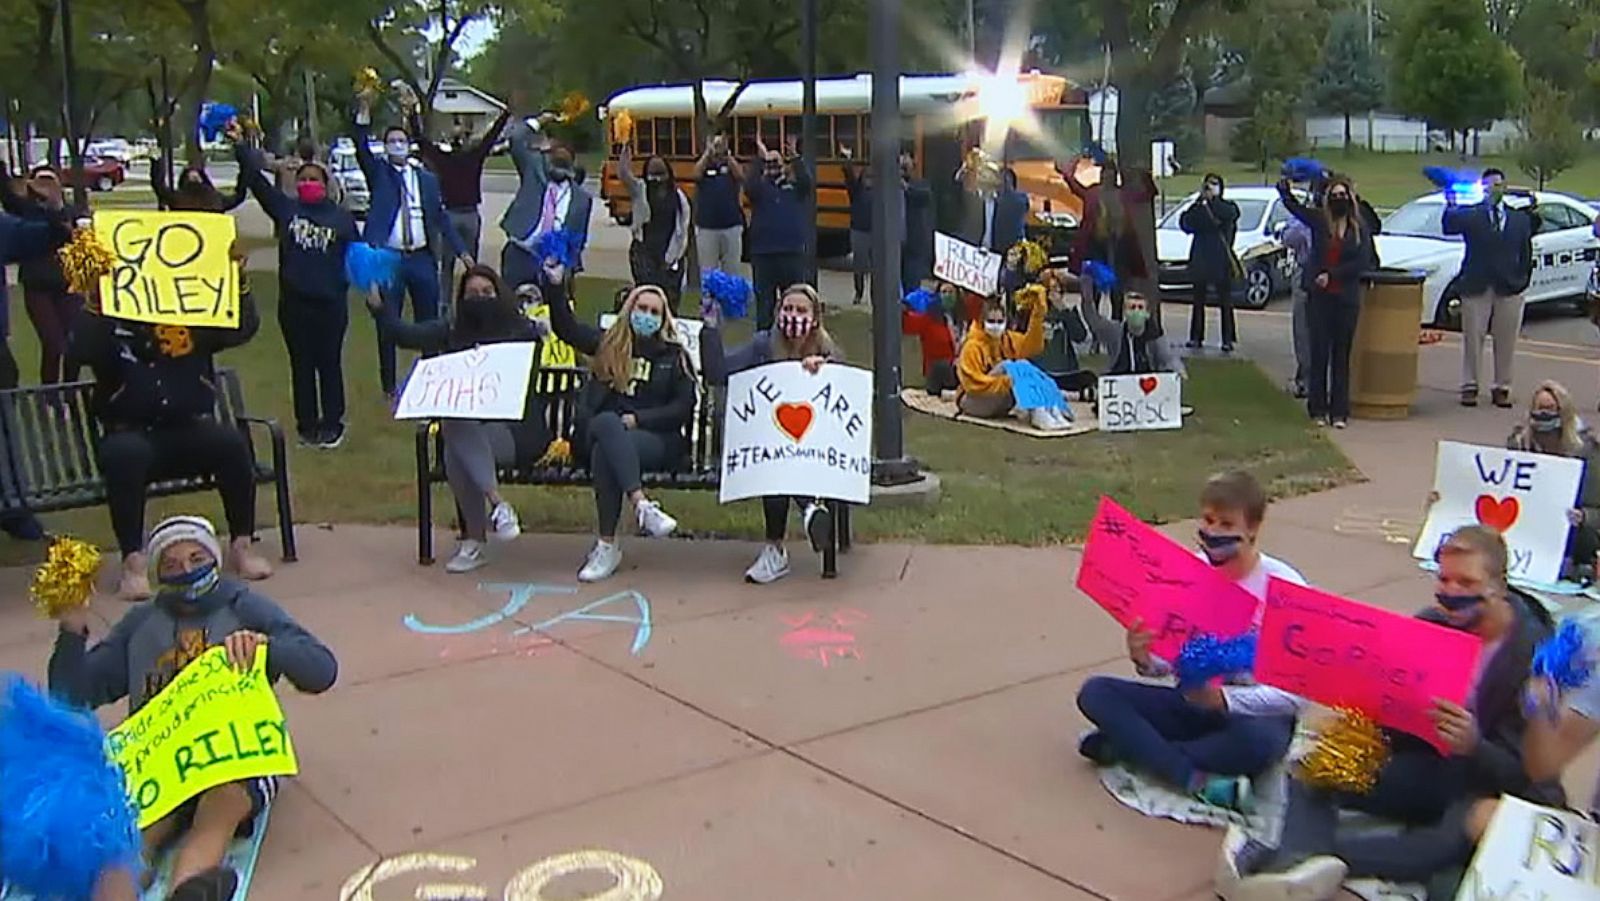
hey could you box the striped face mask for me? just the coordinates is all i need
[158,561,220,601]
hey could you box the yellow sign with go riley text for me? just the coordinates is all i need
[96,210,241,328]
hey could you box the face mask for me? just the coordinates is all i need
[983,321,1007,338]
[778,313,815,340]
[1197,529,1245,566]
[1125,310,1149,334]
[630,309,663,337]
[1435,592,1486,629]
[158,561,220,601]
[385,141,409,162]
[1531,410,1562,433]
[765,166,784,180]
[1329,198,1353,217]
[647,173,668,184]
[550,167,572,183]
[297,182,327,204]
[1205,182,1221,195]
[939,292,957,311]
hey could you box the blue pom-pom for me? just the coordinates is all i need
[1534,620,1592,692]
[1281,157,1327,183]
[535,229,582,270]
[1086,142,1108,165]
[344,243,401,294]
[0,675,141,900]
[1082,259,1118,294]
[701,269,750,319]
[1175,633,1258,688]
[199,102,238,142]
[903,288,939,314]
[1422,165,1483,204]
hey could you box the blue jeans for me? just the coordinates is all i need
[1076,676,1293,788]
[377,250,442,394]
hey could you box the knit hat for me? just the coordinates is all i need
[146,515,222,567]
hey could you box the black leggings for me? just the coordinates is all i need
[762,496,819,542]
[98,419,257,555]
[1188,279,1235,345]
[1307,295,1360,419]
[586,412,679,538]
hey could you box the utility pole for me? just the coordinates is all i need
[304,70,320,145]
[1365,0,1375,151]
[58,0,87,208]
[966,0,976,58]
[802,0,818,282]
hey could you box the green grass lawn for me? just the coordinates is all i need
[0,277,1356,564]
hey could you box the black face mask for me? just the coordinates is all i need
[1435,592,1486,629]
[1329,198,1353,217]
[459,296,496,326]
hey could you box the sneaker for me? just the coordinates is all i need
[1290,380,1307,399]
[319,423,347,449]
[578,540,622,582]
[1231,856,1347,901]
[744,544,791,584]
[1076,730,1119,766]
[296,428,319,448]
[1491,387,1513,408]
[1221,342,1235,354]
[1196,774,1254,813]
[169,866,240,901]
[636,499,677,538]
[1332,418,1348,429]
[445,539,488,573]
[1461,387,1479,407]
[1186,340,1203,349]
[490,501,521,542]
[803,502,831,554]
[1029,408,1057,430]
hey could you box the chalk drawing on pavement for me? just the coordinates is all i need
[779,608,868,667]
[404,583,653,655]
[340,850,663,901]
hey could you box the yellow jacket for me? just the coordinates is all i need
[956,297,1046,397]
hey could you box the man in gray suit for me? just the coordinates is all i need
[500,115,592,294]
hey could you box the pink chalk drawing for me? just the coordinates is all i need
[779,608,868,667]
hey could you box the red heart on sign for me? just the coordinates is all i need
[774,402,815,443]
[1138,376,1159,395]
[1474,495,1520,533]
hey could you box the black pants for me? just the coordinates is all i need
[586,412,680,538]
[628,242,685,313]
[279,287,348,436]
[98,419,257,555]
[762,496,820,542]
[1307,294,1360,420]
[751,252,809,331]
[926,360,959,395]
[1188,279,1235,346]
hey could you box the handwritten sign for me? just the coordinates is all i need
[393,342,537,421]
[1075,496,1260,661]
[107,646,297,828]
[1098,373,1182,432]
[600,313,703,361]
[1414,441,1584,585]
[720,361,872,505]
[1457,796,1600,900]
[933,232,1002,296]
[1255,578,1481,750]
[97,210,240,328]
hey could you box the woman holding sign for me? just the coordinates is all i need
[1506,380,1600,578]
[955,290,1073,431]
[545,270,695,583]
[701,284,841,584]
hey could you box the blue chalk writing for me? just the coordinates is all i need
[402,583,652,655]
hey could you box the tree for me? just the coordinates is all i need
[1515,77,1581,188]
[364,0,556,114]
[1230,88,1300,169]
[1392,0,1522,150]
[1506,0,1600,122]
[219,0,369,148]
[1313,10,1383,150]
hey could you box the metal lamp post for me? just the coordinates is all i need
[802,0,819,282]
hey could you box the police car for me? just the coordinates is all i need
[1155,185,1298,310]
[1374,191,1599,327]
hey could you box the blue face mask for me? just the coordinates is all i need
[1197,529,1245,566]
[630,309,663,337]
[158,561,220,601]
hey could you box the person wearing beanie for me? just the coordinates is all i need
[46,514,336,897]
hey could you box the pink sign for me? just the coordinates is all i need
[1256,578,1483,751]
[1076,496,1261,661]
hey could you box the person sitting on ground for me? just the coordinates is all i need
[367,265,545,574]
[1030,267,1096,396]
[902,282,964,395]
[48,515,337,898]
[1223,525,1555,901]
[66,253,272,600]
[701,283,842,585]
[544,271,696,583]
[955,290,1071,431]
[1077,471,1304,813]
[1078,290,1185,378]
[1505,380,1600,580]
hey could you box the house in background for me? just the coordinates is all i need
[422,78,507,141]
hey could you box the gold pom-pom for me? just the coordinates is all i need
[1297,708,1390,794]
[536,438,573,467]
[1014,284,1046,311]
[354,67,382,95]
[611,110,634,145]
[557,91,591,123]
[58,225,115,296]
[1013,239,1049,274]
[30,537,101,618]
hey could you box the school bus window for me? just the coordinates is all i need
[734,117,759,157]
[635,118,655,155]
[834,115,859,156]
[672,117,694,156]
[781,116,803,155]
[759,117,781,152]
[653,119,673,157]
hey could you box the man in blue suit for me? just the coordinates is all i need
[960,166,1029,253]
[1443,168,1536,409]
[353,90,471,400]
[499,115,591,294]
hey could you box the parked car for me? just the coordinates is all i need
[327,146,370,218]
[84,138,133,163]
[1375,191,1599,327]
[1155,185,1297,310]
[59,157,126,192]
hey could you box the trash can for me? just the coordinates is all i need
[1350,268,1428,420]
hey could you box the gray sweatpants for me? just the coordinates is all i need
[1460,290,1525,392]
[699,226,744,278]
[442,419,515,541]
[1291,283,1310,386]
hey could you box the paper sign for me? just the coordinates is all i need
[394,342,537,421]
[1414,441,1584,585]
[1075,496,1261,661]
[720,360,873,505]
[1098,373,1182,432]
[524,302,578,368]
[933,232,1002,296]
[1255,578,1481,750]
[600,313,703,361]
[107,646,297,828]
[96,210,241,327]
[1000,360,1064,411]
[1457,796,1600,900]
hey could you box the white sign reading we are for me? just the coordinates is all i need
[933,232,1002,296]
[393,342,537,421]
[1097,373,1182,432]
[719,361,873,505]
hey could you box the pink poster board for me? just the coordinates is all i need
[1255,578,1483,751]
[1075,496,1262,661]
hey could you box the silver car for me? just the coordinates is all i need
[328,146,370,218]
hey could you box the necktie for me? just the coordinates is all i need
[1492,207,1501,233]
[398,167,416,250]
[537,185,559,238]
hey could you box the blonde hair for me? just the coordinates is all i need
[591,285,683,393]
[771,283,840,361]
[1435,525,1509,593]
[1525,379,1583,455]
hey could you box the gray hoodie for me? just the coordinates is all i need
[49,579,337,715]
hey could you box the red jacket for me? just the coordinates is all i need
[902,308,958,377]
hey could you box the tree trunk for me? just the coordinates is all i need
[1115,77,1162,323]
[177,0,217,165]
[1343,110,1351,152]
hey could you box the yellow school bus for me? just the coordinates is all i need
[597,71,1094,255]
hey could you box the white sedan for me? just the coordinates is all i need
[1375,192,1599,326]
[1156,185,1299,309]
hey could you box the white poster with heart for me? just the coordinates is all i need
[1097,373,1182,432]
[719,360,874,505]
[1413,440,1584,585]
[393,342,538,421]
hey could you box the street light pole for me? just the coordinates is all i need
[58,0,87,208]
[1365,0,1375,151]
[869,0,917,483]
[801,0,818,282]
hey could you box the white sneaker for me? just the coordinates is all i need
[636,499,677,538]
[1230,856,1347,901]
[744,545,791,584]
[490,501,521,542]
[578,540,622,583]
[445,540,487,574]
[1029,408,1058,430]
[803,502,831,554]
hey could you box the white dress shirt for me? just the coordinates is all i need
[386,163,427,252]
[526,180,573,243]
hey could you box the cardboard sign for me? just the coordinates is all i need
[96,210,241,328]
[394,342,537,421]
[1075,496,1261,661]
[1457,796,1600,900]
[1415,441,1585,585]
[600,313,703,361]
[107,647,297,828]
[933,232,1002,296]
[1255,578,1481,750]
[719,361,872,505]
[1098,373,1182,432]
